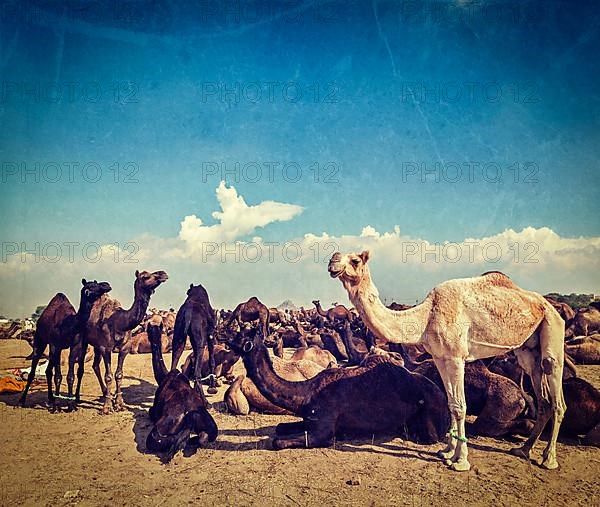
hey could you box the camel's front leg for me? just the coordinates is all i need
[101,350,114,415]
[434,357,470,472]
[113,348,128,411]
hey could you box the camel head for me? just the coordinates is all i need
[81,279,112,302]
[186,283,206,299]
[134,270,169,294]
[312,300,320,307]
[228,322,260,355]
[328,251,371,289]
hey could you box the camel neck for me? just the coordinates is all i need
[242,343,312,414]
[150,338,168,385]
[346,269,432,345]
[314,303,327,318]
[118,287,151,331]
[341,324,363,363]
[72,292,94,334]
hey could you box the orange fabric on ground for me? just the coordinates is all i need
[0,376,26,394]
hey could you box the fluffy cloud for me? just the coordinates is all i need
[178,181,303,251]
[1,182,599,317]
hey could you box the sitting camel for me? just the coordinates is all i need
[328,251,566,471]
[228,326,449,448]
[559,377,600,446]
[565,335,600,364]
[20,279,112,411]
[566,306,600,338]
[146,320,218,460]
[290,346,337,369]
[408,359,534,437]
[181,343,241,385]
[224,339,326,416]
[129,314,171,354]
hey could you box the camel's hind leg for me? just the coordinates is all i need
[538,314,566,469]
[434,357,470,472]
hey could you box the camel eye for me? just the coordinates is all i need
[351,258,360,266]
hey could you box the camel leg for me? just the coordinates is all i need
[434,357,470,471]
[538,317,566,470]
[273,419,335,450]
[275,421,307,436]
[113,348,127,411]
[53,349,63,399]
[100,350,113,415]
[46,346,60,412]
[206,333,218,395]
[510,349,552,462]
[582,422,600,447]
[74,341,87,403]
[92,347,107,397]
[19,339,45,406]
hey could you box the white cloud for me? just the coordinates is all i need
[1,183,599,317]
[177,181,303,251]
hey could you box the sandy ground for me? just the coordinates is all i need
[0,339,599,507]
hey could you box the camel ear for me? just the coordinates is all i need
[360,250,370,264]
[82,278,87,285]
[190,283,194,289]
[135,270,140,277]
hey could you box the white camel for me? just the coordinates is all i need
[328,250,565,471]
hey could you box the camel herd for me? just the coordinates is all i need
[16,253,600,470]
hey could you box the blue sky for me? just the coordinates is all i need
[1,1,599,316]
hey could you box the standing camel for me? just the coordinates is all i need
[312,300,352,322]
[85,270,168,414]
[226,296,270,339]
[19,279,112,410]
[328,251,565,471]
[171,283,218,396]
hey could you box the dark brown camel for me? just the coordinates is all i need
[226,296,270,339]
[559,377,600,445]
[171,283,218,396]
[146,320,218,460]
[19,279,112,410]
[85,270,168,414]
[228,326,449,449]
[181,343,240,385]
[406,359,534,437]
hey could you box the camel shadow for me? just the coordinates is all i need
[121,375,158,455]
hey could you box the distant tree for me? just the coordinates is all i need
[545,293,599,310]
[31,305,47,322]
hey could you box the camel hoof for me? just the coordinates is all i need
[442,458,453,466]
[207,387,218,395]
[450,460,471,472]
[541,459,559,470]
[437,449,455,460]
[100,405,113,415]
[509,447,530,461]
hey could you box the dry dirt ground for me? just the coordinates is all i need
[0,339,599,507]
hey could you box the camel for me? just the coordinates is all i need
[128,314,172,354]
[564,335,600,364]
[559,377,600,446]
[407,359,534,437]
[544,297,576,329]
[84,270,168,414]
[181,343,241,384]
[19,279,112,410]
[228,326,449,448]
[226,296,270,340]
[290,346,337,369]
[312,300,352,322]
[146,319,218,460]
[171,283,218,397]
[566,307,600,338]
[224,337,326,416]
[328,251,565,471]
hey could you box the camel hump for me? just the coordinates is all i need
[480,270,510,278]
[48,293,70,305]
